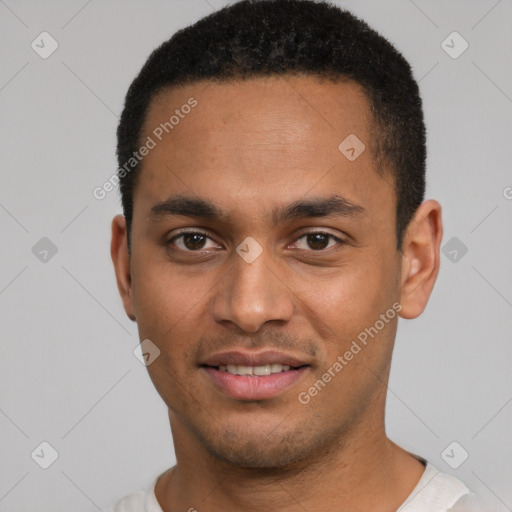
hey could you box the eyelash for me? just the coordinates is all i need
[166,230,345,253]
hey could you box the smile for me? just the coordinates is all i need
[217,363,293,375]
[201,364,310,401]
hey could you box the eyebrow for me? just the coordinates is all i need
[149,193,367,225]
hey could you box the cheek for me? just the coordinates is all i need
[293,251,400,365]
[132,267,205,401]
[131,257,208,351]
[300,261,388,326]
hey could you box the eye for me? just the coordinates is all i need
[291,231,345,251]
[167,231,220,251]
[166,230,345,253]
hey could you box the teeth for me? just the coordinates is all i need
[237,365,253,376]
[253,365,270,376]
[218,363,292,376]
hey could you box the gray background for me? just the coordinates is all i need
[0,0,511,510]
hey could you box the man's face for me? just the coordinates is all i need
[126,76,403,468]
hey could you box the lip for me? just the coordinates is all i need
[200,350,311,401]
[202,366,310,401]
[201,350,309,368]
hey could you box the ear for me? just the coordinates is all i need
[399,199,443,319]
[110,214,136,321]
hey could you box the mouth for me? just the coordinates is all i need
[200,350,311,401]
[205,362,307,376]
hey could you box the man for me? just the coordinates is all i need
[108,1,482,510]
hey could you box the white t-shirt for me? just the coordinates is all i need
[106,462,481,512]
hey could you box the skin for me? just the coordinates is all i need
[111,76,443,511]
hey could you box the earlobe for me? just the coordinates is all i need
[110,214,136,322]
[398,200,443,319]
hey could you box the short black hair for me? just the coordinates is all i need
[116,0,426,252]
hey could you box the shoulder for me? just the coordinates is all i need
[104,489,146,512]
[448,493,488,512]
[104,472,165,512]
[399,462,474,512]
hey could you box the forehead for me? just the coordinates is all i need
[134,76,393,223]
[144,75,374,148]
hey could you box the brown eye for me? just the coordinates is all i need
[293,232,343,251]
[182,233,207,250]
[168,231,218,251]
[306,233,330,250]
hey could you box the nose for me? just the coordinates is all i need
[211,245,295,333]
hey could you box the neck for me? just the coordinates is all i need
[156,411,425,512]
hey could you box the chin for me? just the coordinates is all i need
[192,419,336,470]
[210,441,303,469]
